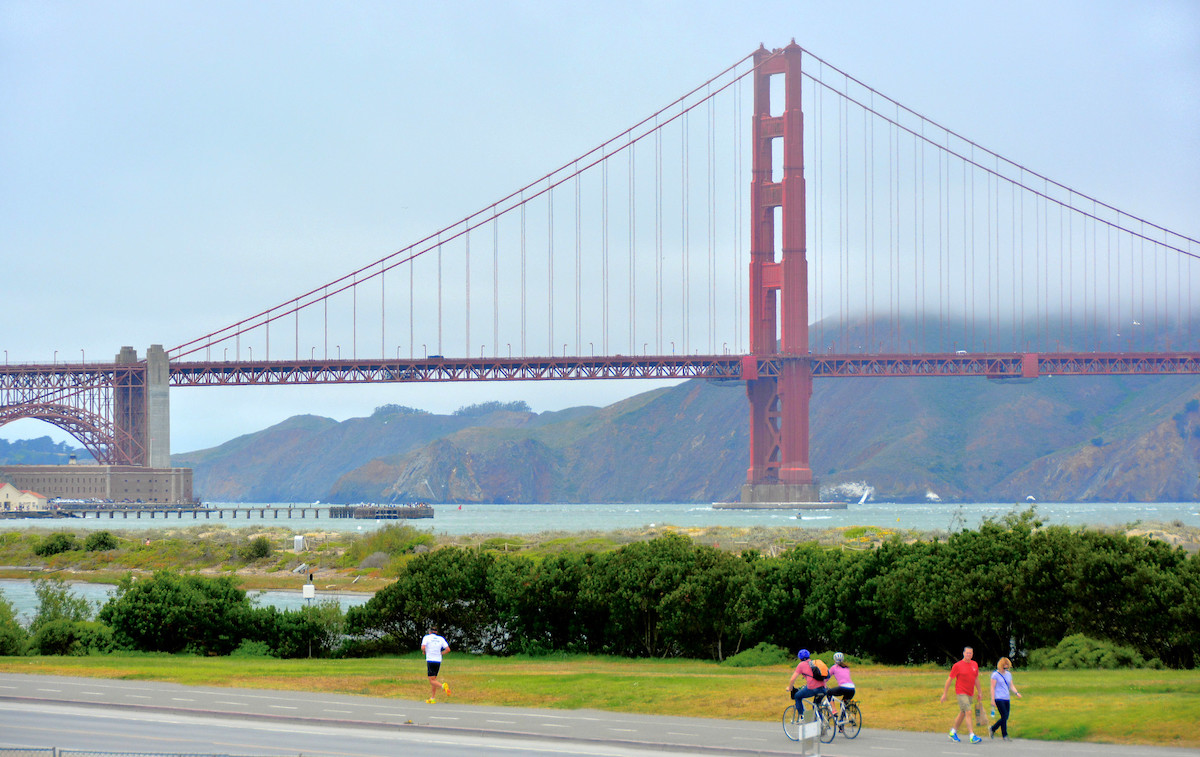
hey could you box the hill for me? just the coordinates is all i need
[169,371,1200,504]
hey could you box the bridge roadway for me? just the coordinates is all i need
[0,673,1194,757]
[57,504,433,520]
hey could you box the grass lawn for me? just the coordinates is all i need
[1,654,1197,749]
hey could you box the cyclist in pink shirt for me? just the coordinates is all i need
[824,652,856,721]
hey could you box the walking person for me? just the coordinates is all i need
[825,651,856,729]
[421,626,451,703]
[785,649,827,721]
[940,645,982,743]
[989,657,1022,741]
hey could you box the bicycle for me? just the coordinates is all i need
[825,694,863,740]
[783,693,836,743]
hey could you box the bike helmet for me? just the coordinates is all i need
[796,649,810,660]
[833,652,845,663]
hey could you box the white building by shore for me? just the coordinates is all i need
[0,482,49,512]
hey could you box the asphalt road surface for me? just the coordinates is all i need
[1,673,1195,757]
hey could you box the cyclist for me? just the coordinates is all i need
[785,648,827,720]
[824,652,856,726]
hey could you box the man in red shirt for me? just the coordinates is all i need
[939,646,982,743]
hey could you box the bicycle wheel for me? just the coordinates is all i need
[842,702,862,739]
[782,704,801,741]
[817,704,837,743]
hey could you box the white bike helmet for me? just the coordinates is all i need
[833,652,845,663]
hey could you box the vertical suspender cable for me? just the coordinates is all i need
[868,96,875,349]
[409,252,414,359]
[521,199,527,356]
[549,183,555,353]
[733,77,742,354]
[575,166,582,354]
[700,91,710,352]
[437,234,443,354]
[683,109,689,353]
[465,229,470,355]
[656,117,663,353]
[629,135,636,353]
[602,159,609,354]
[493,210,499,357]
[380,260,385,358]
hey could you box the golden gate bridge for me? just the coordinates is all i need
[3,41,1199,504]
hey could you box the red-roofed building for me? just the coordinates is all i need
[0,482,49,512]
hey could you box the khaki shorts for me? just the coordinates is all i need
[956,694,973,713]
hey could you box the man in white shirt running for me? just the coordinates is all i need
[421,627,451,703]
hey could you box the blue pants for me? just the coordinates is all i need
[990,699,1011,737]
[792,686,825,716]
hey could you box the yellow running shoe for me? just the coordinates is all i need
[442,682,451,695]
[425,698,436,704]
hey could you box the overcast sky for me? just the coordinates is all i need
[3,0,1198,452]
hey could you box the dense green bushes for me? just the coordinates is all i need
[2,512,1197,667]
[1027,634,1162,670]
[346,512,1200,667]
[33,532,79,556]
[0,593,25,656]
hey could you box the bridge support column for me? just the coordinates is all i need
[741,41,819,505]
[112,345,171,467]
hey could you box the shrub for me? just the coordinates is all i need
[33,532,80,557]
[29,619,113,656]
[85,531,119,551]
[342,524,434,567]
[30,577,94,634]
[231,639,275,658]
[98,571,253,655]
[1026,633,1162,670]
[359,551,391,570]
[240,536,273,561]
[0,591,28,656]
[722,641,793,667]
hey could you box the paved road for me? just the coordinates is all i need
[1,673,1195,756]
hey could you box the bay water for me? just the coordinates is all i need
[0,500,1196,536]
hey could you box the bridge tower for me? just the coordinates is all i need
[113,344,171,467]
[741,42,819,505]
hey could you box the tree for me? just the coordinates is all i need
[30,577,94,634]
[581,533,700,657]
[346,547,499,653]
[85,531,119,551]
[0,590,27,656]
[98,571,253,655]
[252,601,345,658]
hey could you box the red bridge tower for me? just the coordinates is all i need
[741,42,819,505]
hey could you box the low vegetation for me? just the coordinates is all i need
[2,513,1199,747]
[0,653,1196,748]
